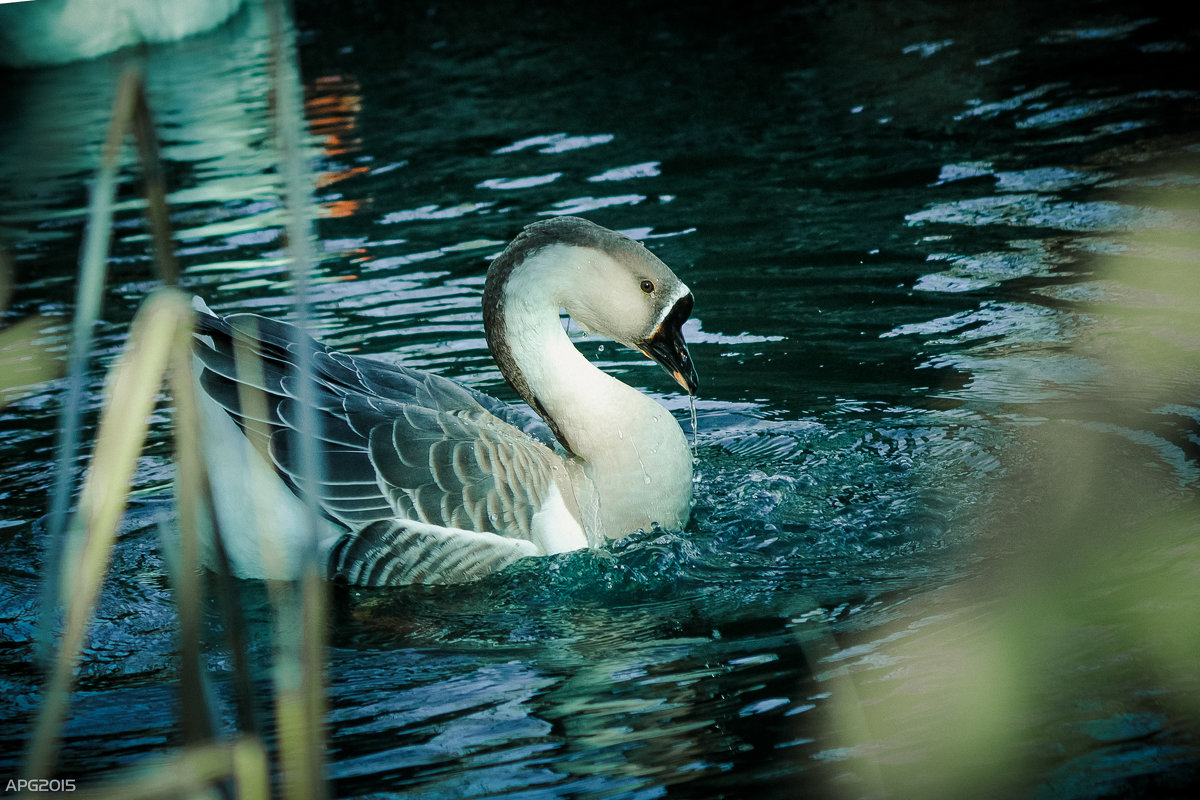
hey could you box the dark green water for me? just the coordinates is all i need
[2,1,1199,797]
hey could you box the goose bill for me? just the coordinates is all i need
[638,294,698,395]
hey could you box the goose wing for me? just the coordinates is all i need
[199,311,555,442]
[193,309,575,542]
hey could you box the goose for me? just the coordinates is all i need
[191,216,698,586]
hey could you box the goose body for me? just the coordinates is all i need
[192,217,698,586]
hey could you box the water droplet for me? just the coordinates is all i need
[688,395,699,450]
[643,475,651,484]
[489,513,498,522]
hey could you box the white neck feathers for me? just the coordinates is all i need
[493,245,693,534]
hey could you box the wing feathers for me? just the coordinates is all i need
[193,306,586,583]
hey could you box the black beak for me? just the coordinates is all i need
[638,293,699,395]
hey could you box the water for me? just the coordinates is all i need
[2,0,1199,796]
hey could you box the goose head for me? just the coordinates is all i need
[484,216,699,396]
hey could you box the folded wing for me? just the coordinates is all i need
[193,310,575,545]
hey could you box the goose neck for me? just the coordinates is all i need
[482,242,694,534]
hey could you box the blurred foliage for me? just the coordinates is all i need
[823,219,1200,798]
[0,248,63,406]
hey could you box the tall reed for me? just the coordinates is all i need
[21,2,331,797]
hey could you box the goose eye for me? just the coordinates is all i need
[640,279,655,294]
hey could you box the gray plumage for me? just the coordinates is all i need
[193,311,569,537]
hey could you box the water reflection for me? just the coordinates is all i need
[324,593,843,797]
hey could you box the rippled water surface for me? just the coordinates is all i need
[2,1,1199,797]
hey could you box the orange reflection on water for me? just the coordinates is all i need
[306,73,369,214]
[321,197,367,219]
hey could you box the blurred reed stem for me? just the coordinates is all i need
[39,66,141,659]
[40,63,181,659]
[167,307,218,746]
[24,289,198,781]
[266,0,329,797]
